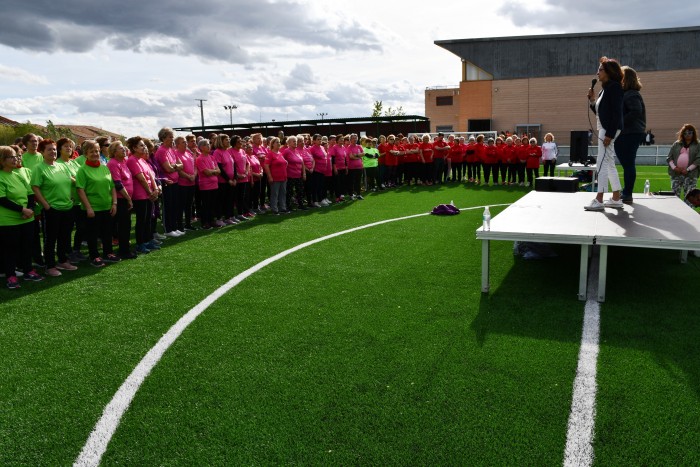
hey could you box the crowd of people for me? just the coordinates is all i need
[0,115,696,289]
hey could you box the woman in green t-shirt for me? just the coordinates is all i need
[31,139,77,277]
[0,146,44,289]
[76,140,120,268]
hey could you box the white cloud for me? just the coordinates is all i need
[0,64,49,85]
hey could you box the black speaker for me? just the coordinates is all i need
[535,177,579,193]
[570,131,589,163]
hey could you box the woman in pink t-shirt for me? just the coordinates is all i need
[282,136,307,210]
[212,134,237,225]
[346,134,365,199]
[107,141,135,259]
[194,139,221,229]
[308,134,329,207]
[329,134,347,202]
[251,133,269,210]
[175,136,197,230]
[230,135,252,221]
[245,141,264,214]
[126,136,160,254]
[263,137,288,214]
[154,127,183,237]
[295,134,315,208]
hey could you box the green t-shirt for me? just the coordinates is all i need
[15,167,31,185]
[30,161,74,211]
[73,155,86,167]
[57,159,81,207]
[21,152,43,172]
[0,170,33,226]
[363,148,379,168]
[75,164,114,211]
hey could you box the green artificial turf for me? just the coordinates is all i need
[0,171,698,465]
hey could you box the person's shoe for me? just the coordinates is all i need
[91,257,106,268]
[56,262,77,271]
[236,215,247,222]
[621,196,634,205]
[202,225,213,230]
[174,230,186,236]
[224,218,238,225]
[312,202,321,208]
[111,238,119,246]
[183,225,198,231]
[351,194,357,200]
[14,270,24,278]
[69,251,87,263]
[320,200,330,207]
[299,205,309,211]
[164,231,180,238]
[604,198,624,209]
[150,238,163,246]
[584,198,605,211]
[145,241,161,250]
[7,276,21,289]
[153,232,167,240]
[214,219,226,227]
[335,197,343,203]
[120,252,138,260]
[24,270,44,282]
[103,253,122,263]
[32,259,46,268]
[357,195,364,200]
[45,268,62,277]
[136,244,152,254]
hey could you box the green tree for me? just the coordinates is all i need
[45,120,75,141]
[371,100,383,118]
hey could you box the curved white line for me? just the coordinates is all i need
[74,205,507,466]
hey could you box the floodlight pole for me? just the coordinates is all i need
[195,99,207,133]
[224,104,238,126]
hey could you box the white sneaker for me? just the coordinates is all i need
[154,232,167,240]
[175,230,186,236]
[164,231,180,238]
[312,202,322,208]
[604,198,624,209]
[584,198,605,211]
[320,200,330,206]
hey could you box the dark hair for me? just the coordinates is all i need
[38,138,56,153]
[599,56,623,83]
[22,133,38,146]
[231,135,241,146]
[126,136,144,153]
[56,137,74,154]
[677,124,699,144]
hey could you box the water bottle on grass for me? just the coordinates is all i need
[644,179,650,196]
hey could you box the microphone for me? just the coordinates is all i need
[590,78,597,90]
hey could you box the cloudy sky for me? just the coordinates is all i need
[1,0,697,138]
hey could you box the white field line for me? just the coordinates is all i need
[563,249,601,467]
[74,204,507,467]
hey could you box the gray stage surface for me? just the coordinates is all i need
[476,191,700,301]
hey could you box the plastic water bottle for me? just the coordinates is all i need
[644,179,650,196]
[483,206,491,231]
[450,200,454,206]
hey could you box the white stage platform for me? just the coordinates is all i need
[476,191,700,301]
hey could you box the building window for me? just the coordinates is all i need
[436,96,453,106]
[436,125,454,133]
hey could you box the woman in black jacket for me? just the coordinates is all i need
[585,56,624,211]
[614,66,646,204]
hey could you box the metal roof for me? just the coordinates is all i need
[435,26,700,80]
[174,115,429,133]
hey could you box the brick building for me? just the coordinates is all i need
[425,26,700,144]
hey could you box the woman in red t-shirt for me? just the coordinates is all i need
[419,134,434,185]
[525,137,542,187]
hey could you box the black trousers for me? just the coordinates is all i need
[1,221,33,276]
[198,189,217,226]
[84,210,114,259]
[218,182,235,219]
[133,199,153,245]
[161,183,181,232]
[349,169,362,195]
[115,198,132,255]
[235,181,249,215]
[179,185,196,226]
[43,207,74,268]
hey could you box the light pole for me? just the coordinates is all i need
[195,99,207,133]
[224,105,237,126]
[317,112,327,120]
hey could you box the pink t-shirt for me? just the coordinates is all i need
[329,144,347,170]
[297,146,314,171]
[155,145,180,184]
[265,150,288,182]
[213,148,234,183]
[252,144,267,166]
[309,144,328,174]
[347,143,364,170]
[126,155,155,201]
[677,147,690,170]
[177,149,196,187]
[232,148,249,183]
[107,157,134,198]
[248,154,262,179]
[282,147,303,179]
[195,154,219,191]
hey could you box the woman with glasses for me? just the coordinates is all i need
[0,146,44,289]
[666,124,700,199]
[31,139,77,277]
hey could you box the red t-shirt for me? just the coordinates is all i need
[404,143,420,163]
[377,142,390,166]
[526,145,542,169]
[420,142,434,163]
[432,140,449,159]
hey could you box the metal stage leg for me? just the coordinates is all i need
[481,239,490,293]
[680,250,688,263]
[578,244,589,301]
[597,245,608,302]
